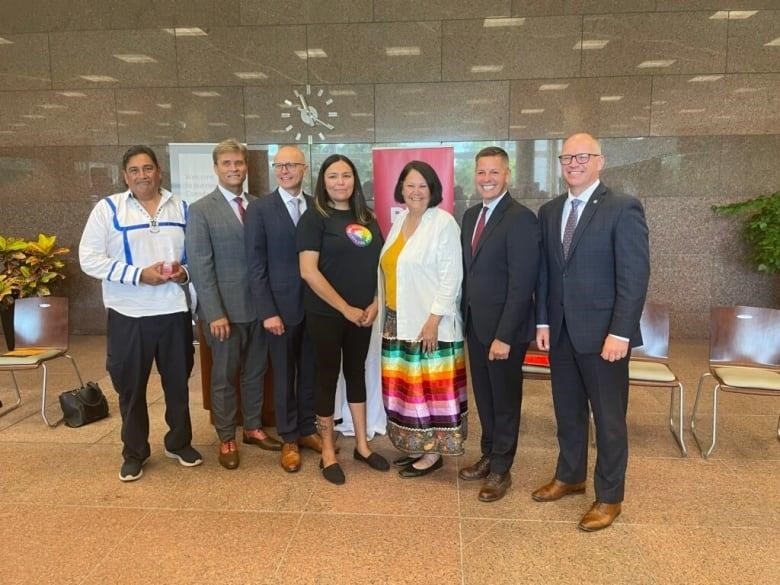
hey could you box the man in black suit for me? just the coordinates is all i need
[459,146,540,502]
[245,145,322,473]
[532,132,650,531]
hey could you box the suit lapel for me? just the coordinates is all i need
[210,188,246,234]
[472,193,512,259]
[271,189,295,231]
[550,194,567,266]
[462,204,479,265]
[565,184,608,261]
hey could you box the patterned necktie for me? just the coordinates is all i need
[562,198,582,258]
[471,206,489,255]
[289,197,301,225]
[234,196,245,224]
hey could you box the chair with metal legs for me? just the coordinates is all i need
[691,305,780,458]
[628,302,687,456]
[523,302,687,455]
[0,297,84,426]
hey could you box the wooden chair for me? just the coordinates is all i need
[523,302,686,456]
[691,305,780,458]
[0,297,84,426]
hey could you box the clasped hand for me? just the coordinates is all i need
[343,302,377,328]
[139,261,186,285]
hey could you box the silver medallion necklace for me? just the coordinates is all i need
[131,192,163,233]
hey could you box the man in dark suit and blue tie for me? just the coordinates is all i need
[459,146,540,502]
[186,139,282,470]
[533,132,650,531]
[245,145,322,473]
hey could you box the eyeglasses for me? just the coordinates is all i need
[558,153,602,165]
[272,162,306,171]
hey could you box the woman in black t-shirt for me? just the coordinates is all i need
[297,154,389,485]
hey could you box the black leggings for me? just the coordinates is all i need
[306,312,372,417]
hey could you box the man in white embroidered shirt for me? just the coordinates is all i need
[79,145,203,482]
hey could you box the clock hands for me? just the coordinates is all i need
[313,117,335,131]
[284,86,337,139]
[297,91,309,111]
[295,105,334,130]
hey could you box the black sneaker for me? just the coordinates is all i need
[119,458,146,482]
[164,445,203,467]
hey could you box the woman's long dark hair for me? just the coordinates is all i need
[313,154,373,225]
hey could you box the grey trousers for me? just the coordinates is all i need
[205,319,268,442]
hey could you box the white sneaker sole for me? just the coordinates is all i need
[164,448,203,467]
[119,460,146,482]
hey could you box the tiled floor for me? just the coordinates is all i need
[0,337,777,585]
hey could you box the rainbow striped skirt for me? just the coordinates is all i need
[381,311,468,455]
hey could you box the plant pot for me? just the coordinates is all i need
[0,301,13,351]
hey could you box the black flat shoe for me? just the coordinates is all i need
[392,454,422,468]
[353,449,390,471]
[399,456,443,478]
[319,459,345,485]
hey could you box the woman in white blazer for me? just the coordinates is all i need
[378,160,467,478]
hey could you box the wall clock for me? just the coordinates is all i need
[280,84,338,144]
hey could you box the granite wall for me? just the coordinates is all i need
[0,0,777,335]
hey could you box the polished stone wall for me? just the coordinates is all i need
[0,1,777,336]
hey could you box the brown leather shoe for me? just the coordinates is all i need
[298,433,323,453]
[458,455,491,481]
[531,479,587,502]
[280,442,301,473]
[298,432,340,454]
[242,429,282,451]
[478,471,512,502]
[218,439,239,470]
[578,501,622,531]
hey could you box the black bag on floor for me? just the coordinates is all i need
[59,381,109,427]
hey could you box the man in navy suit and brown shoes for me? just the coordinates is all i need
[532,132,650,531]
[459,146,540,503]
[245,145,322,474]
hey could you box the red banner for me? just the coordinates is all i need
[371,146,455,235]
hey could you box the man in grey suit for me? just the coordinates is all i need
[186,139,282,470]
[245,145,322,474]
[533,132,650,531]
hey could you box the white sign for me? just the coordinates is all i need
[169,143,248,203]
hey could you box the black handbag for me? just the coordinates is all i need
[59,381,109,427]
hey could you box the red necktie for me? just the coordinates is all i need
[234,196,245,223]
[471,206,488,255]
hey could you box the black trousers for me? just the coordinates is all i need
[549,323,630,503]
[466,320,528,475]
[305,312,371,417]
[268,319,316,443]
[107,309,194,462]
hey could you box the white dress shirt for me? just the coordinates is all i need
[217,184,247,222]
[278,186,307,222]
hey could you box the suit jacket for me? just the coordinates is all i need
[245,188,313,327]
[185,188,258,324]
[536,182,650,354]
[461,193,540,346]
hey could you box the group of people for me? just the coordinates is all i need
[79,131,649,532]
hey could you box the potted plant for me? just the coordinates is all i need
[712,191,780,275]
[0,233,70,350]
